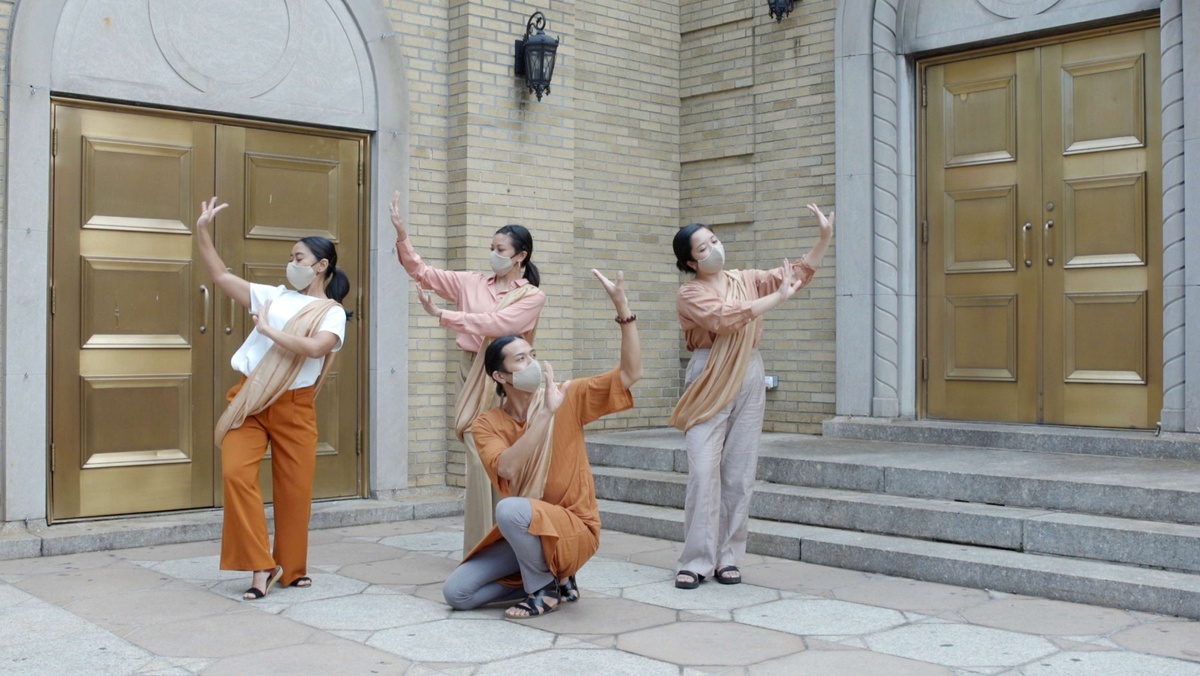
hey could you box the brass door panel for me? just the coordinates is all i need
[216,126,362,502]
[51,105,216,519]
[923,25,1162,429]
[1041,28,1161,427]
[52,102,366,521]
[925,50,1040,423]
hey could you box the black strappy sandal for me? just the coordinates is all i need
[242,567,282,601]
[560,576,580,603]
[287,576,312,588]
[505,580,561,619]
[715,565,742,585]
[675,570,704,590]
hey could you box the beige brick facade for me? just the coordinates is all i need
[0,0,838,494]
[392,0,838,489]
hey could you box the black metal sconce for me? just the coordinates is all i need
[768,0,796,22]
[514,11,560,101]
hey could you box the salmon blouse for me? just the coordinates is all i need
[396,237,546,353]
[676,260,816,351]
[467,368,634,579]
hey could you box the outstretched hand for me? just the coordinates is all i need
[415,286,442,318]
[197,197,228,234]
[542,362,569,413]
[591,269,628,309]
[251,299,273,334]
[775,259,805,302]
[389,191,407,239]
[806,203,835,241]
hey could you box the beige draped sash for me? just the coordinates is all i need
[453,283,542,550]
[669,270,758,432]
[214,299,340,447]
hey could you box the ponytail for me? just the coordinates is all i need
[299,236,353,318]
[495,224,540,288]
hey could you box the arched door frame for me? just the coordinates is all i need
[2,0,412,522]
[833,0,1199,433]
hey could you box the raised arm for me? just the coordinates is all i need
[800,203,834,270]
[196,197,252,309]
[593,270,642,390]
[391,191,465,301]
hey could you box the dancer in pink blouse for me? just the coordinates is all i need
[390,192,547,552]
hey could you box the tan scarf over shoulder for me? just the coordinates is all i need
[453,283,542,441]
[214,299,341,447]
[669,270,758,432]
[505,386,555,500]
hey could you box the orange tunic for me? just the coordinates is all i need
[466,368,634,579]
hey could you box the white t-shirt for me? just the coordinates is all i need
[230,284,347,389]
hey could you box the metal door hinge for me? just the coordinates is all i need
[356,288,363,322]
[357,159,364,186]
[921,356,929,382]
[921,85,927,108]
[921,220,928,244]
[50,284,56,315]
[52,129,58,157]
[355,428,362,456]
[50,443,56,473]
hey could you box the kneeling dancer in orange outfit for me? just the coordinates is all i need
[196,197,350,601]
[443,269,642,618]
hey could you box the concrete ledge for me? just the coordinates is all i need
[0,491,463,560]
[823,416,1200,461]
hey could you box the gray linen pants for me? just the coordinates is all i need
[443,497,554,610]
[675,348,765,578]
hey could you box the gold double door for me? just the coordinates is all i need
[50,102,366,521]
[923,25,1162,428]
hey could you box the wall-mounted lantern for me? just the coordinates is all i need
[514,11,559,101]
[768,0,796,22]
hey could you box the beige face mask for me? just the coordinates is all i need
[509,360,543,393]
[696,242,725,274]
[287,261,318,290]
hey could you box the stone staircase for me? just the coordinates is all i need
[586,419,1200,619]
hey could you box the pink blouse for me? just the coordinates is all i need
[676,260,816,351]
[397,237,546,353]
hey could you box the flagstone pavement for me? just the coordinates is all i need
[3,516,1200,675]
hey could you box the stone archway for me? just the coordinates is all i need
[832,0,1197,432]
[2,0,412,522]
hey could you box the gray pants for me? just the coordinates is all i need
[443,497,554,610]
[675,349,765,577]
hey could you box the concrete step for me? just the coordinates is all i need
[597,499,1200,619]
[823,416,1200,461]
[0,491,464,561]
[593,466,1200,573]
[586,429,1200,524]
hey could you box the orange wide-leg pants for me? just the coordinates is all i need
[219,379,318,587]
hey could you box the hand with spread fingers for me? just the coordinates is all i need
[415,286,443,318]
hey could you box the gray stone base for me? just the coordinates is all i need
[0,490,464,561]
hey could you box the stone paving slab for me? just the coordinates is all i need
[1,517,1200,675]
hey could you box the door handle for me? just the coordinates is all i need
[1043,219,1054,266]
[224,267,236,335]
[199,284,210,334]
[1022,222,1032,267]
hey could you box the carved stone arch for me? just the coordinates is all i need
[2,0,411,521]
[833,0,1195,432]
